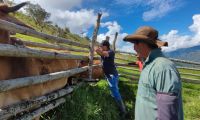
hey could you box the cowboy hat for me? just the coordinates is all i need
[123,26,168,47]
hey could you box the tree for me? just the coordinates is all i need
[25,3,51,32]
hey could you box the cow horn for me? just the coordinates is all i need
[4,2,29,13]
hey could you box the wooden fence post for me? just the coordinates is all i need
[89,13,102,80]
[106,36,110,41]
[113,32,118,52]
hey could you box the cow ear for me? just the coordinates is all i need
[2,2,29,13]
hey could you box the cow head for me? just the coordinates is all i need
[79,59,103,79]
[0,2,32,44]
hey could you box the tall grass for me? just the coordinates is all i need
[42,66,200,120]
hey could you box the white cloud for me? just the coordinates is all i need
[97,21,132,52]
[51,9,97,34]
[14,0,82,10]
[120,43,135,53]
[143,0,176,21]
[13,0,109,36]
[161,14,200,52]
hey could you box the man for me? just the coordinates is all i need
[95,40,126,116]
[123,26,183,120]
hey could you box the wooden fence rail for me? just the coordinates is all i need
[117,66,139,71]
[0,86,73,119]
[178,67,200,71]
[22,40,89,53]
[115,63,137,67]
[120,73,200,84]
[0,19,89,48]
[0,66,89,92]
[17,98,66,120]
[170,58,200,65]
[180,72,200,77]
[116,51,200,66]
[0,44,88,60]
[119,71,140,77]
[116,51,136,55]
[115,57,135,62]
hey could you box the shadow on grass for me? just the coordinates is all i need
[42,78,137,120]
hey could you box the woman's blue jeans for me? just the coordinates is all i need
[105,74,122,101]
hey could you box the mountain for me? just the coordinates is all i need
[164,45,200,62]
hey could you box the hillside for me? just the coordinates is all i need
[165,45,200,62]
[13,12,91,46]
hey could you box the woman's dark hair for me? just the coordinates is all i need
[101,40,110,48]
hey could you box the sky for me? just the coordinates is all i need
[13,0,200,53]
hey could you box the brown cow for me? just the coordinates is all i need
[0,1,103,113]
[79,59,103,79]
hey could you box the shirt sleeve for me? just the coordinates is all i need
[154,68,182,120]
[154,68,181,94]
[106,50,114,58]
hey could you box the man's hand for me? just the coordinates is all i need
[95,46,109,57]
[95,46,102,53]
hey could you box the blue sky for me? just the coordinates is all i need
[14,0,200,53]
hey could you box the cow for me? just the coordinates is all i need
[0,1,103,113]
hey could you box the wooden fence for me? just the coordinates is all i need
[115,52,200,84]
[0,12,102,119]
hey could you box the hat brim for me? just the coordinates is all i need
[123,34,168,47]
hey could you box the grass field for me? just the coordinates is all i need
[42,67,200,120]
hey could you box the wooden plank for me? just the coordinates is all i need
[120,74,200,84]
[105,36,110,41]
[0,86,73,119]
[81,78,100,82]
[115,57,135,62]
[119,74,139,82]
[177,67,200,71]
[170,58,200,65]
[0,19,89,48]
[181,78,200,84]
[0,66,89,92]
[119,71,140,77]
[0,43,88,60]
[180,72,200,77]
[22,40,89,53]
[89,13,102,80]
[16,98,66,120]
[115,51,136,55]
[115,63,137,67]
[113,32,118,52]
[117,66,139,71]
[93,56,101,60]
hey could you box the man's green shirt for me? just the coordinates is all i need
[135,48,183,120]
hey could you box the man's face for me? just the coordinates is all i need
[100,45,108,51]
[133,41,148,59]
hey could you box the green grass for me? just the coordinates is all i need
[42,66,200,120]
[42,79,137,120]
[13,12,90,46]
[15,33,49,43]
[182,83,200,120]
